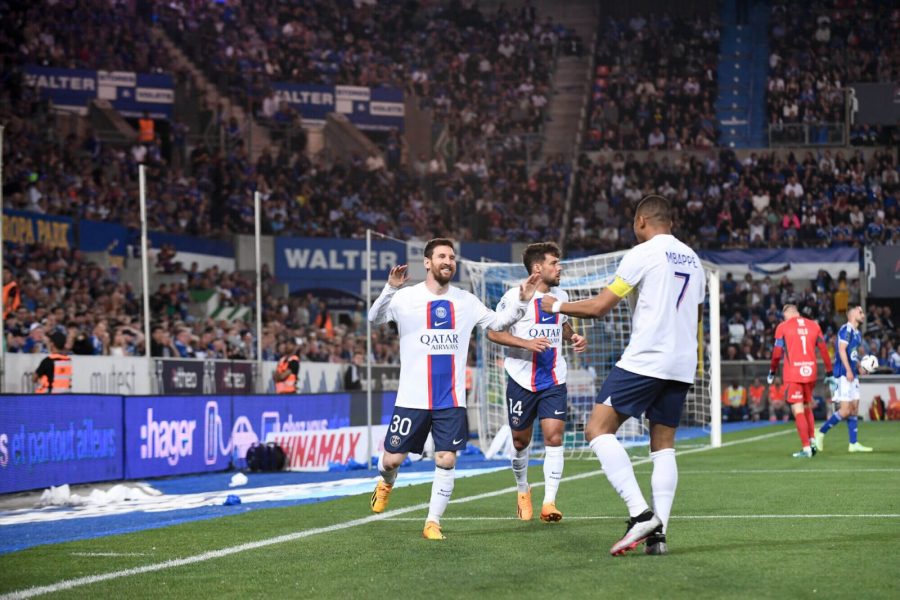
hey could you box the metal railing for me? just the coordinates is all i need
[768,122,847,147]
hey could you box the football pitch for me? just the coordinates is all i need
[1,423,898,599]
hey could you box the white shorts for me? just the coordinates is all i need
[833,376,860,403]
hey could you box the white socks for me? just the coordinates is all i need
[650,448,677,533]
[543,445,564,504]
[511,446,530,493]
[378,453,398,485]
[589,434,649,517]
[426,466,455,524]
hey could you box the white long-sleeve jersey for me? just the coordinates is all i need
[369,282,527,409]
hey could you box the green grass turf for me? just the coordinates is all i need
[1,423,898,599]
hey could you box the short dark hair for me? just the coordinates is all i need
[522,242,561,273]
[49,331,66,350]
[635,194,672,224]
[423,238,455,259]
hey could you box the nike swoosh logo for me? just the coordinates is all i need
[541,316,555,322]
[554,410,565,415]
[452,438,464,445]
[434,321,449,327]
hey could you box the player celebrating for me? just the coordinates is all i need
[368,238,541,540]
[486,242,587,523]
[767,304,833,458]
[541,195,705,556]
[815,305,874,453]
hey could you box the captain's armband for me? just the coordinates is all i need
[607,276,634,298]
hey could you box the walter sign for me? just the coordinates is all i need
[275,237,405,295]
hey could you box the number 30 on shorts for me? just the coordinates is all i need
[390,415,412,436]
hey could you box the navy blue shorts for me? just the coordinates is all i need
[506,377,567,431]
[383,406,468,454]
[596,366,691,427]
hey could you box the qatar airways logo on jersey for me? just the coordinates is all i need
[419,333,460,352]
[527,326,562,344]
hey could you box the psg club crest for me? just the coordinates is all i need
[390,435,401,447]
[435,306,448,319]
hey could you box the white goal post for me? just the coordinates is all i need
[465,252,721,459]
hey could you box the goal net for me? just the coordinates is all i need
[465,252,721,459]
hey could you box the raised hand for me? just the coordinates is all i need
[570,333,587,353]
[540,294,558,314]
[388,265,409,288]
[518,272,542,301]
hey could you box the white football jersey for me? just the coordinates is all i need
[613,234,706,383]
[496,287,569,391]
[369,282,527,409]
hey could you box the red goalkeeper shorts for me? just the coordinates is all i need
[785,381,814,405]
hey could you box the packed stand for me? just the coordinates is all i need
[3,0,167,74]
[1,239,380,365]
[767,1,899,145]
[0,88,566,242]
[158,0,572,147]
[585,13,721,151]
[568,148,899,253]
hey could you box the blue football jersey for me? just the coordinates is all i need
[833,323,861,378]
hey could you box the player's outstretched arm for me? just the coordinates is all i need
[368,265,408,324]
[540,288,621,319]
[486,330,552,353]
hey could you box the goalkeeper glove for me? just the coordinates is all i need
[766,371,775,385]
[824,376,837,393]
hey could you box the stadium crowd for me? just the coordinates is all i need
[2,238,378,369]
[585,13,721,151]
[158,0,574,162]
[568,148,899,252]
[767,0,900,145]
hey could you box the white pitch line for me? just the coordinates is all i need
[384,514,900,521]
[0,428,792,600]
[69,553,150,557]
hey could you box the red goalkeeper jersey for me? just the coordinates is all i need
[771,316,831,383]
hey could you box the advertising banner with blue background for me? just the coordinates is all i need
[0,395,123,494]
[2,391,397,493]
[124,395,233,479]
[272,83,404,131]
[698,248,859,280]
[78,220,128,256]
[3,209,74,249]
[25,65,174,119]
[275,236,407,295]
[275,237,513,296]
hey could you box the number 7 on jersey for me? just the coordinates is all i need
[674,272,690,308]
